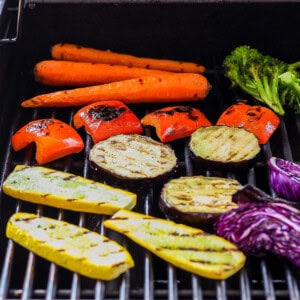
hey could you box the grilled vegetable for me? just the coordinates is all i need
[141,106,212,142]
[2,165,136,215]
[21,73,211,108]
[232,184,300,208]
[11,118,84,165]
[73,100,143,143]
[216,202,300,267]
[34,60,172,86]
[160,176,242,226]
[189,125,261,170]
[51,43,206,73]
[223,45,300,115]
[104,209,246,280]
[6,212,134,280]
[89,134,177,182]
[216,102,280,144]
[267,157,300,202]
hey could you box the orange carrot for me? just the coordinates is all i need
[34,60,172,86]
[21,73,211,108]
[51,43,206,74]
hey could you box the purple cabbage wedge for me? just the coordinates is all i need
[216,202,300,266]
[267,157,300,202]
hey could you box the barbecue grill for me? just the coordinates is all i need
[0,1,300,299]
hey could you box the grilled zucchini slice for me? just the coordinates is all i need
[189,125,260,170]
[104,210,246,280]
[6,212,134,280]
[89,134,177,182]
[160,176,242,226]
[2,165,136,215]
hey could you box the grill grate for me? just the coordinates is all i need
[0,65,299,300]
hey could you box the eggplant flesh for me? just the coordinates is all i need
[89,134,177,183]
[189,125,261,170]
[160,175,242,226]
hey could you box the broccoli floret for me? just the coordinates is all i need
[279,62,300,114]
[223,45,300,116]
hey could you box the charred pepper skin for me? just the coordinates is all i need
[141,105,212,142]
[216,102,280,144]
[11,118,84,165]
[73,100,143,143]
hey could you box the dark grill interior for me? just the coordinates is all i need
[0,1,300,299]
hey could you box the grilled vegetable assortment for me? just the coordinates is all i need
[11,118,84,165]
[216,102,280,144]
[6,212,134,280]
[104,209,246,280]
[4,42,300,282]
[141,105,212,142]
[73,100,143,143]
[160,176,242,226]
[189,125,261,170]
[89,134,177,182]
[3,165,136,215]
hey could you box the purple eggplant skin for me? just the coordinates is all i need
[216,202,300,267]
[232,184,300,209]
[159,197,221,227]
[267,157,300,203]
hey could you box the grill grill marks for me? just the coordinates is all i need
[6,213,134,280]
[2,165,136,215]
[104,210,246,280]
[89,134,177,180]
[189,125,261,163]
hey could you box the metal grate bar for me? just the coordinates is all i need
[191,275,203,300]
[240,269,252,300]
[216,280,227,300]
[260,260,275,300]
[167,265,178,300]
[284,265,300,300]
[144,189,154,300]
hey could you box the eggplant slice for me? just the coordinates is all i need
[160,175,242,226]
[89,134,177,182]
[189,125,261,170]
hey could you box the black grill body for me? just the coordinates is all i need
[0,1,299,299]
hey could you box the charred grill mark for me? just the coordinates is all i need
[156,245,239,253]
[88,104,126,121]
[154,106,198,121]
[15,217,37,222]
[189,259,236,268]
[63,175,77,180]
[112,262,126,268]
[66,198,76,202]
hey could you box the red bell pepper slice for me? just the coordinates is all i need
[141,105,212,142]
[73,100,143,143]
[11,118,84,165]
[216,102,280,144]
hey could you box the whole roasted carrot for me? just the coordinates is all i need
[21,73,211,108]
[35,60,172,86]
[51,43,206,74]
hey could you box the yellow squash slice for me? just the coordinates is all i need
[6,212,134,280]
[2,165,136,215]
[104,210,246,280]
